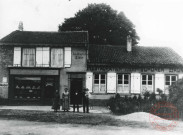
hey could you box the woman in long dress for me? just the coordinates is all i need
[52,90,60,112]
[62,88,70,111]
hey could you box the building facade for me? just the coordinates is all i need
[86,45,183,102]
[0,30,88,104]
[1,30,183,105]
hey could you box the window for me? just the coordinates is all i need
[93,74,106,93]
[141,74,153,93]
[14,47,69,68]
[117,74,130,93]
[22,48,35,67]
[36,47,49,67]
[13,47,21,66]
[51,48,64,67]
[165,75,177,86]
[14,77,41,99]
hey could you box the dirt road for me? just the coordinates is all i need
[0,119,182,135]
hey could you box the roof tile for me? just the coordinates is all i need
[0,30,88,45]
[88,45,183,67]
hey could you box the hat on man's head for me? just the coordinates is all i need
[85,88,89,91]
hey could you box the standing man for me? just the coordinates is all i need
[83,88,89,113]
[73,90,79,112]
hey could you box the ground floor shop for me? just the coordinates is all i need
[9,76,59,99]
[5,68,87,105]
[8,68,60,100]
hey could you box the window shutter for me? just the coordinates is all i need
[64,47,71,67]
[42,47,50,67]
[178,74,183,79]
[131,73,141,94]
[13,47,21,66]
[155,74,165,94]
[107,73,116,93]
[36,47,43,66]
[86,72,93,93]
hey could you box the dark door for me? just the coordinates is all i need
[44,77,55,99]
[70,78,83,104]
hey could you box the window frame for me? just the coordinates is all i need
[36,47,50,67]
[117,74,130,94]
[93,73,107,93]
[51,48,64,67]
[141,74,154,93]
[22,48,36,67]
[165,75,177,86]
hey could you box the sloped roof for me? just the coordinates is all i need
[88,45,183,67]
[0,30,88,45]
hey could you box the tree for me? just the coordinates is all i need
[59,3,139,45]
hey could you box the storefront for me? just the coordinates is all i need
[8,68,60,100]
[11,76,59,99]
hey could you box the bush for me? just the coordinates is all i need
[108,92,167,115]
[107,94,139,114]
[169,78,183,112]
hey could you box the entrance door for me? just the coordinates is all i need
[45,77,55,99]
[70,78,83,104]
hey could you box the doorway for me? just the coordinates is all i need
[70,78,83,104]
[44,77,57,99]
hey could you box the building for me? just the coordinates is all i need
[86,45,183,103]
[1,30,183,105]
[0,30,88,104]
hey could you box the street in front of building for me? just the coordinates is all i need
[0,110,183,135]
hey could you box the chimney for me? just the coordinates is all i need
[18,21,23,31]
[127,35,132,52]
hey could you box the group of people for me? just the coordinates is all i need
[52,88,90,113]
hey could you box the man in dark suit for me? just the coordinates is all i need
[83,88,89,113]
[73,90,79,112]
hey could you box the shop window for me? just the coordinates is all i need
[14,77,41,99]
[22,48,35,67]
[117,74,130,93]
[13,47,21,66]
[36,47,50,67]
[93,74,106,93]
[142,74,153,93]
[51,48,64,67]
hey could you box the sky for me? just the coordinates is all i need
[0,0,183,56]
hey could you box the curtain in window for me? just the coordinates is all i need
[51,48,63,67]
[36,47,49,67]
[22,48,35,67]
